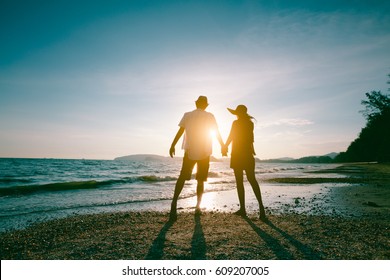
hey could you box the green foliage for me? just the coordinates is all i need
[360,91,390,122]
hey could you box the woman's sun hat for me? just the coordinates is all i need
[227,104,248,117]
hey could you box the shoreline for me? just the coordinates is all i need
[1,163,389,260]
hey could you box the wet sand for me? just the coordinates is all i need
[0,163,389,260]
[263,163,390,217]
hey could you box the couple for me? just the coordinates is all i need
[169,96,266,222]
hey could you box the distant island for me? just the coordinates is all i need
[114,154,222,162]
[114,154,169,161]
[259,152,339,163]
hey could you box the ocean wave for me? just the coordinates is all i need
[0,180,101,196]
[207,171,221,178]
[135,175,177,182]
[0,175,177,197]
[256,166,306,174]
[0,177,34,184]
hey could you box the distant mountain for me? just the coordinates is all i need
[114,154,169,161]
[324,152,339,159]
[260,152,339,163]
[258,157,294,163]
[289,155,334,163]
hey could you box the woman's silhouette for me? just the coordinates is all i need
[223,105,266,221]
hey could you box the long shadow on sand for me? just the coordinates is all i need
[265,220,322,259]
[243,217,294,259]
[145,220,174,260]
[191,214,206,259]
[244,217,322,259]
[145,214,206,260]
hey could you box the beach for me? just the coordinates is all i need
[0,163,389,260]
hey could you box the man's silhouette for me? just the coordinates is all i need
[169,96,224,221]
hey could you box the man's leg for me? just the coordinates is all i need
[195,179,204,211]
[194,156,210,214]
[170,154,195,221]
[170,176,186,219]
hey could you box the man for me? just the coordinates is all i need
[169,96,224,221]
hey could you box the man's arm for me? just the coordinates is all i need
[169,127,185,158]
[216,130,224,148]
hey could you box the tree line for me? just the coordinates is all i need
[335,74,390,163]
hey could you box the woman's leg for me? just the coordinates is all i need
[234,168,246,215]
[246,168,266,220]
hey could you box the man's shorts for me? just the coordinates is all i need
[179,153,210,181]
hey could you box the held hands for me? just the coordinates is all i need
[169,146,175,158]
[221,145,228,157]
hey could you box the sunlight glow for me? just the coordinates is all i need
[200,183,218,210]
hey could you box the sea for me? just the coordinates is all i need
[0,156,345,232]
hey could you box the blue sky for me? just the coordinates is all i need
[1,0,389,159]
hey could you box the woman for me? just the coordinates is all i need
[223,105,266,221]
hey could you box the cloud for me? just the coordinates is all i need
[259,118,314,128]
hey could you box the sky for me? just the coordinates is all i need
[1,0,389,160]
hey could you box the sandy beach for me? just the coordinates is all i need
[1,163,389,260]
